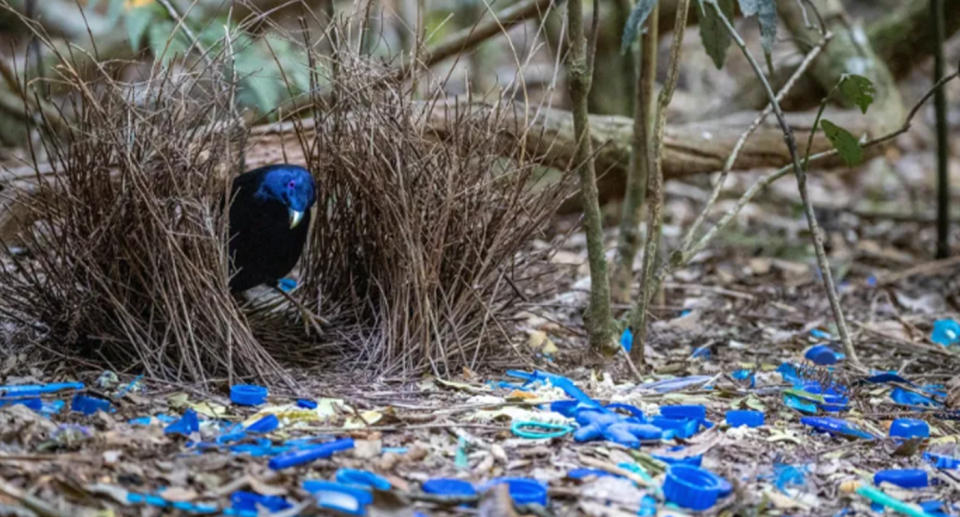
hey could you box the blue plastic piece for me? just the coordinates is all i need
[891,387,939,406]
[773,464,806,493]
[602,422,664,447]
[245,414,279,434]
[164,409,199,436]
[70,394,112,415]
[302,480,372,516]
[639,376,713,394]
[336,469,392,490]
[802,382,849,412]
[784,393,818,414]
[863,372,913,385]
[649,416,699,439]
[230,491,292,513]
[620,328,633,353]
[800,417,874,440]
[269,438,354,470]
[810,329,832,340]
[652,447,703,467]
[924,452,960,469]
[662,465,731,511]
[0,382,84,396]
[422,478,477,496]
[638,495,658,517]
[690,345,711,359]
[726,410,764,428]
[506,370,603,410]
[278,278,297,292]
[483,478,547,506]
[230,385,267,406]
[889,418,930,440]
[129,416,153,426]
[567,468,622,480]
[805,344,844,365]
[932,319,960,347]
[777,363,804,386]
[296,399,318,409]
[874,469,928,489]
[661,405,706,421]
[0,396,41,411]
[39,399,64,416]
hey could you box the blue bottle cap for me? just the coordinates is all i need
[805,344,844,365]
[302,480,372,516]
[70,394,112,415]
[660,405,706,421]
[335,468,392,490]
[874,469,929,489]
[230,385,267,406]
[932,319,960,347]
[422,478,477,496]
[483,478,547,506]
[662,465,730,511]
[296,399,318,409]
[726,410,764,428]
[245,414,280,434]
[889,418,930,439]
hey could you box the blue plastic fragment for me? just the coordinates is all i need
[652,447,703,467]
[245,414,279,434]
[777,363,804,386]
[567,468,622,480]
[39,399,64,416]
[639,376,713,394]
[800,416,874,440]
[422,478,477,496]
[230,491,292,513]
[296,399,318,409]
[726,410,764,428]
[128,416,154,426]
[269,438,354,470]
[805,344,845,365]
[506,370,603,410]
[863,373,913,385]
[690,345,711,359]
[381,447,408,454]
[810,329,833,340]
[620,328,633,353]
[784,393,818,414]
[483,478,548,506]
[925,451,960,469]
[0,382,84,396]
[511,420,575,439]
[889,418,930,440]
[70,394,112,415]
[649,416,699,439]
[661,405,706,421]
[932,319,960,347]
[114,374,144,399]
[802,382,849,412]
[773,464,806,493]
[336,468,392,490]
[602,422,665,447]
[874,469,928,489]
[278,278,297,292]
[164,409,199,436]
[230,385,267,406]
[891,387,940,407]
[662,465,731,511]
[302,480,373,516]
[638,495,658,516]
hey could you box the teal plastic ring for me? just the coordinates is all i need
[510,420,574,439]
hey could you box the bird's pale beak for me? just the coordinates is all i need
[289,209,304,229]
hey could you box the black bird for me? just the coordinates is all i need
[228,164,324,330]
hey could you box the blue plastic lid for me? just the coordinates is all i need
[661,405,706,421]
[889,418,930,440]
[230,385,267,406]
[805,344,844,365]
[302,480,372,516]
[422,478,477,496]
[296,399,318,409]
[245,414,280,434]
[726,410,764,428]
[662,465,730,511]
[874,469,928,489]
[336,468,392,490]
[932,319,960,347]
[484,478,547,506]
[70,394,112,415]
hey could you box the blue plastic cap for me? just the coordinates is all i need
[230,385,267,406]
[335,468,392,490]
[620,328,633,353]
[302,481,372,516]
[889,418,930,440]
[422,478,477,496]
[70,394,112,415]
[932,319,960,347]
[246,414,280,434]
[661,405,707,421]
[726,410,764,428]
[662,465,731,511]
[874,469,928,489]
[296,399,318,409]
[805,344,844,365]
[483,478,547,506]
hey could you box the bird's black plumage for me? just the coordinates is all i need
[228,164,317,292]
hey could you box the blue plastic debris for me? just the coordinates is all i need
[230,491,292,513]
[649,416,699,439]
[805,344,845,365]
[652,446,703,467]
[639,376,713,394]
[777,363,805,386]
[863,372,914,385]
[422,478,477,496]
[602,422,666,447]
[932,319,960,347]
[891,387,940,407]
[662,465,731,511]
[800,416,874,440]
[114,375,144,399]
[925,451,960,470]
[875,469,929,489]
[483,478,548,506]
[296,399,318,409]
[690,345,711,359]
[638,495,657,517]
[506,370,602,410]
[0,396,41,411]
[810,329,833,340]
[128,416,154,426]
[802,382,850,412]
[772,464,806,493]
[620,328,633,353]
[269,438,354,470]
[163,409,199,436]
[230,385,267,406]
[302,480,373,516]
[661,405,706,421]
[336,469,392,490]
[39,399,64,416]
[726,410,764,428]
[567,468,622,480]
[245,414,279,434]
[784,393,818,414]
[0,382,84,396]
[278,278,298,292]
[511,420,575,439]
[70,394,112,415]
[889,418,930,440]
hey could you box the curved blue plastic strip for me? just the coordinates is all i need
[269,438,354,470]
[245,414,280,434]
[335,468,392,490]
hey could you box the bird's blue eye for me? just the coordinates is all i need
[287,180,296,189]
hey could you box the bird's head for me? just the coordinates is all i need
[255,165,317,229]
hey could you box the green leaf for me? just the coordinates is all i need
[820,119,863,167]
[621,0,661,54]
[838,74,876,114]
[696,0,736,70]
[125,6,155,52]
